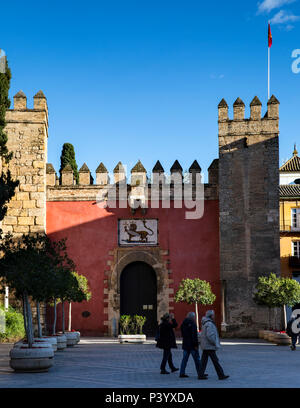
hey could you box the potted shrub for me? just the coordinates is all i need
[174,278,216,331]
[0,233,54,372]
[254,273,300,345]
[118,315,147,343]
[62,272,91,346]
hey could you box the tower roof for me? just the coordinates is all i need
[152,160,164,173]
[250,96,262,106]
[267,95,280,105]
[113,161,125,173]
[62,164,73,172]
[79,163,90,172]
[279,148,300,172]
[131,160,146,173]
[34,90,46,99]
[170,160,183,173]
[233,97,245,106]
[46,163,56,174]
[189,160,201,173]
[14,90,26,98]
[218,98,228,108]
[95,162,108,173]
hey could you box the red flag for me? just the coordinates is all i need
[268,23,272,48]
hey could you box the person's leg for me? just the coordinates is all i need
[160,349,170,372]
[190,349,202,375]
[179,350,190,376]
[208,350,225,378]
[198,350,209,377]
[167,350,177,371]
[291,334,297,350]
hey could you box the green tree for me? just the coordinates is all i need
[175,278,216,330]
[0,234,49,347]
[254,273,300,330]
[0,59,19,223]
[67,272,91,332]
[59,143,79,184]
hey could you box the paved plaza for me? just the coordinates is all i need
[0,338,299,388]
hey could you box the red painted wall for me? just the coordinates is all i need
[46,200,220,336]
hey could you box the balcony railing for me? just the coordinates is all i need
[280,224,300,232]
[289,256,300,267]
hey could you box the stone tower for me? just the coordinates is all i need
[218,95,280,337]
[1,90,48,236]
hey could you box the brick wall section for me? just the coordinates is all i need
[218,96,281,337]
[1,92,48,236]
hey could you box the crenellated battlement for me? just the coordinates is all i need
[46,159,218,201]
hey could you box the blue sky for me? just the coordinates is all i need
[1,0,300,179]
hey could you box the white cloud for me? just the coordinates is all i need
[257,0,296,14]
[270,9,300,24]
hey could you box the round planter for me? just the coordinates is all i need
[258,330,266,339]
[64,332,78,347]
[14,340,53,349]
[267,331,276,342]
[261,330,271,340]
[40,337,58,352]
[118,334,146,344]
[273,332,291,346]
[10,347,54,372]
[55,334,67,350]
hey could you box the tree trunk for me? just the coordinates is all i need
[22,294,28,338]
[62,300,65,333]
[283,305,287,331]
[268,307,272,330]
[4,286,9,311]
[25,293,34,348]
[68,302,72,331]
[52,299,57,336]
[195,302,199,331]
[36,301,42,338]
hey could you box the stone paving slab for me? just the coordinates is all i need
[0,338,299,388]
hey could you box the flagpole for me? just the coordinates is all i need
[268,21,271,100]
[268,44,270,100]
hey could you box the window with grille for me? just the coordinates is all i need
[291,209,300,230]
[292,241,300,258]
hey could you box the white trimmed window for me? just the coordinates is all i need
[291,209,300,230]
[292,241,300,257]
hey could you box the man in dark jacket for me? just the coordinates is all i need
[179,312,206,378]
[156,313,179,374]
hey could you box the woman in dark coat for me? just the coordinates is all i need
[156,313,178,374]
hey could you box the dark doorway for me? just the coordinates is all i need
[120,261,157,336]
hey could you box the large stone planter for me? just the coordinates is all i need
[273,332,291,346]
[55,334,67,350]
[41,337,58,351]
[118,334,146,344]
[64,332,78,347]
[10,347,54,372]
[14,340,53,349]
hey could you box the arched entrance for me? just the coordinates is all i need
[120,261,157,335]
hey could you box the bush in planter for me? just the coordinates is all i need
[119,315,147,335]
[0,306,25,343]
[175,278,216,331]
[119,315,131,335]
[134,315,147,335]
[253,273,300,331]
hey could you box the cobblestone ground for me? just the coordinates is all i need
[0,338,299,388]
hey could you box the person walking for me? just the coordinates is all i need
[179,311,207,379]
[286,312,300,350]
[198,310,229,380]
[156,313,179,374]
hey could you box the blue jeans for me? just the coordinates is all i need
[180,349,202,375]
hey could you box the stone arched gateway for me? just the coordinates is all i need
[105,247,172,336]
